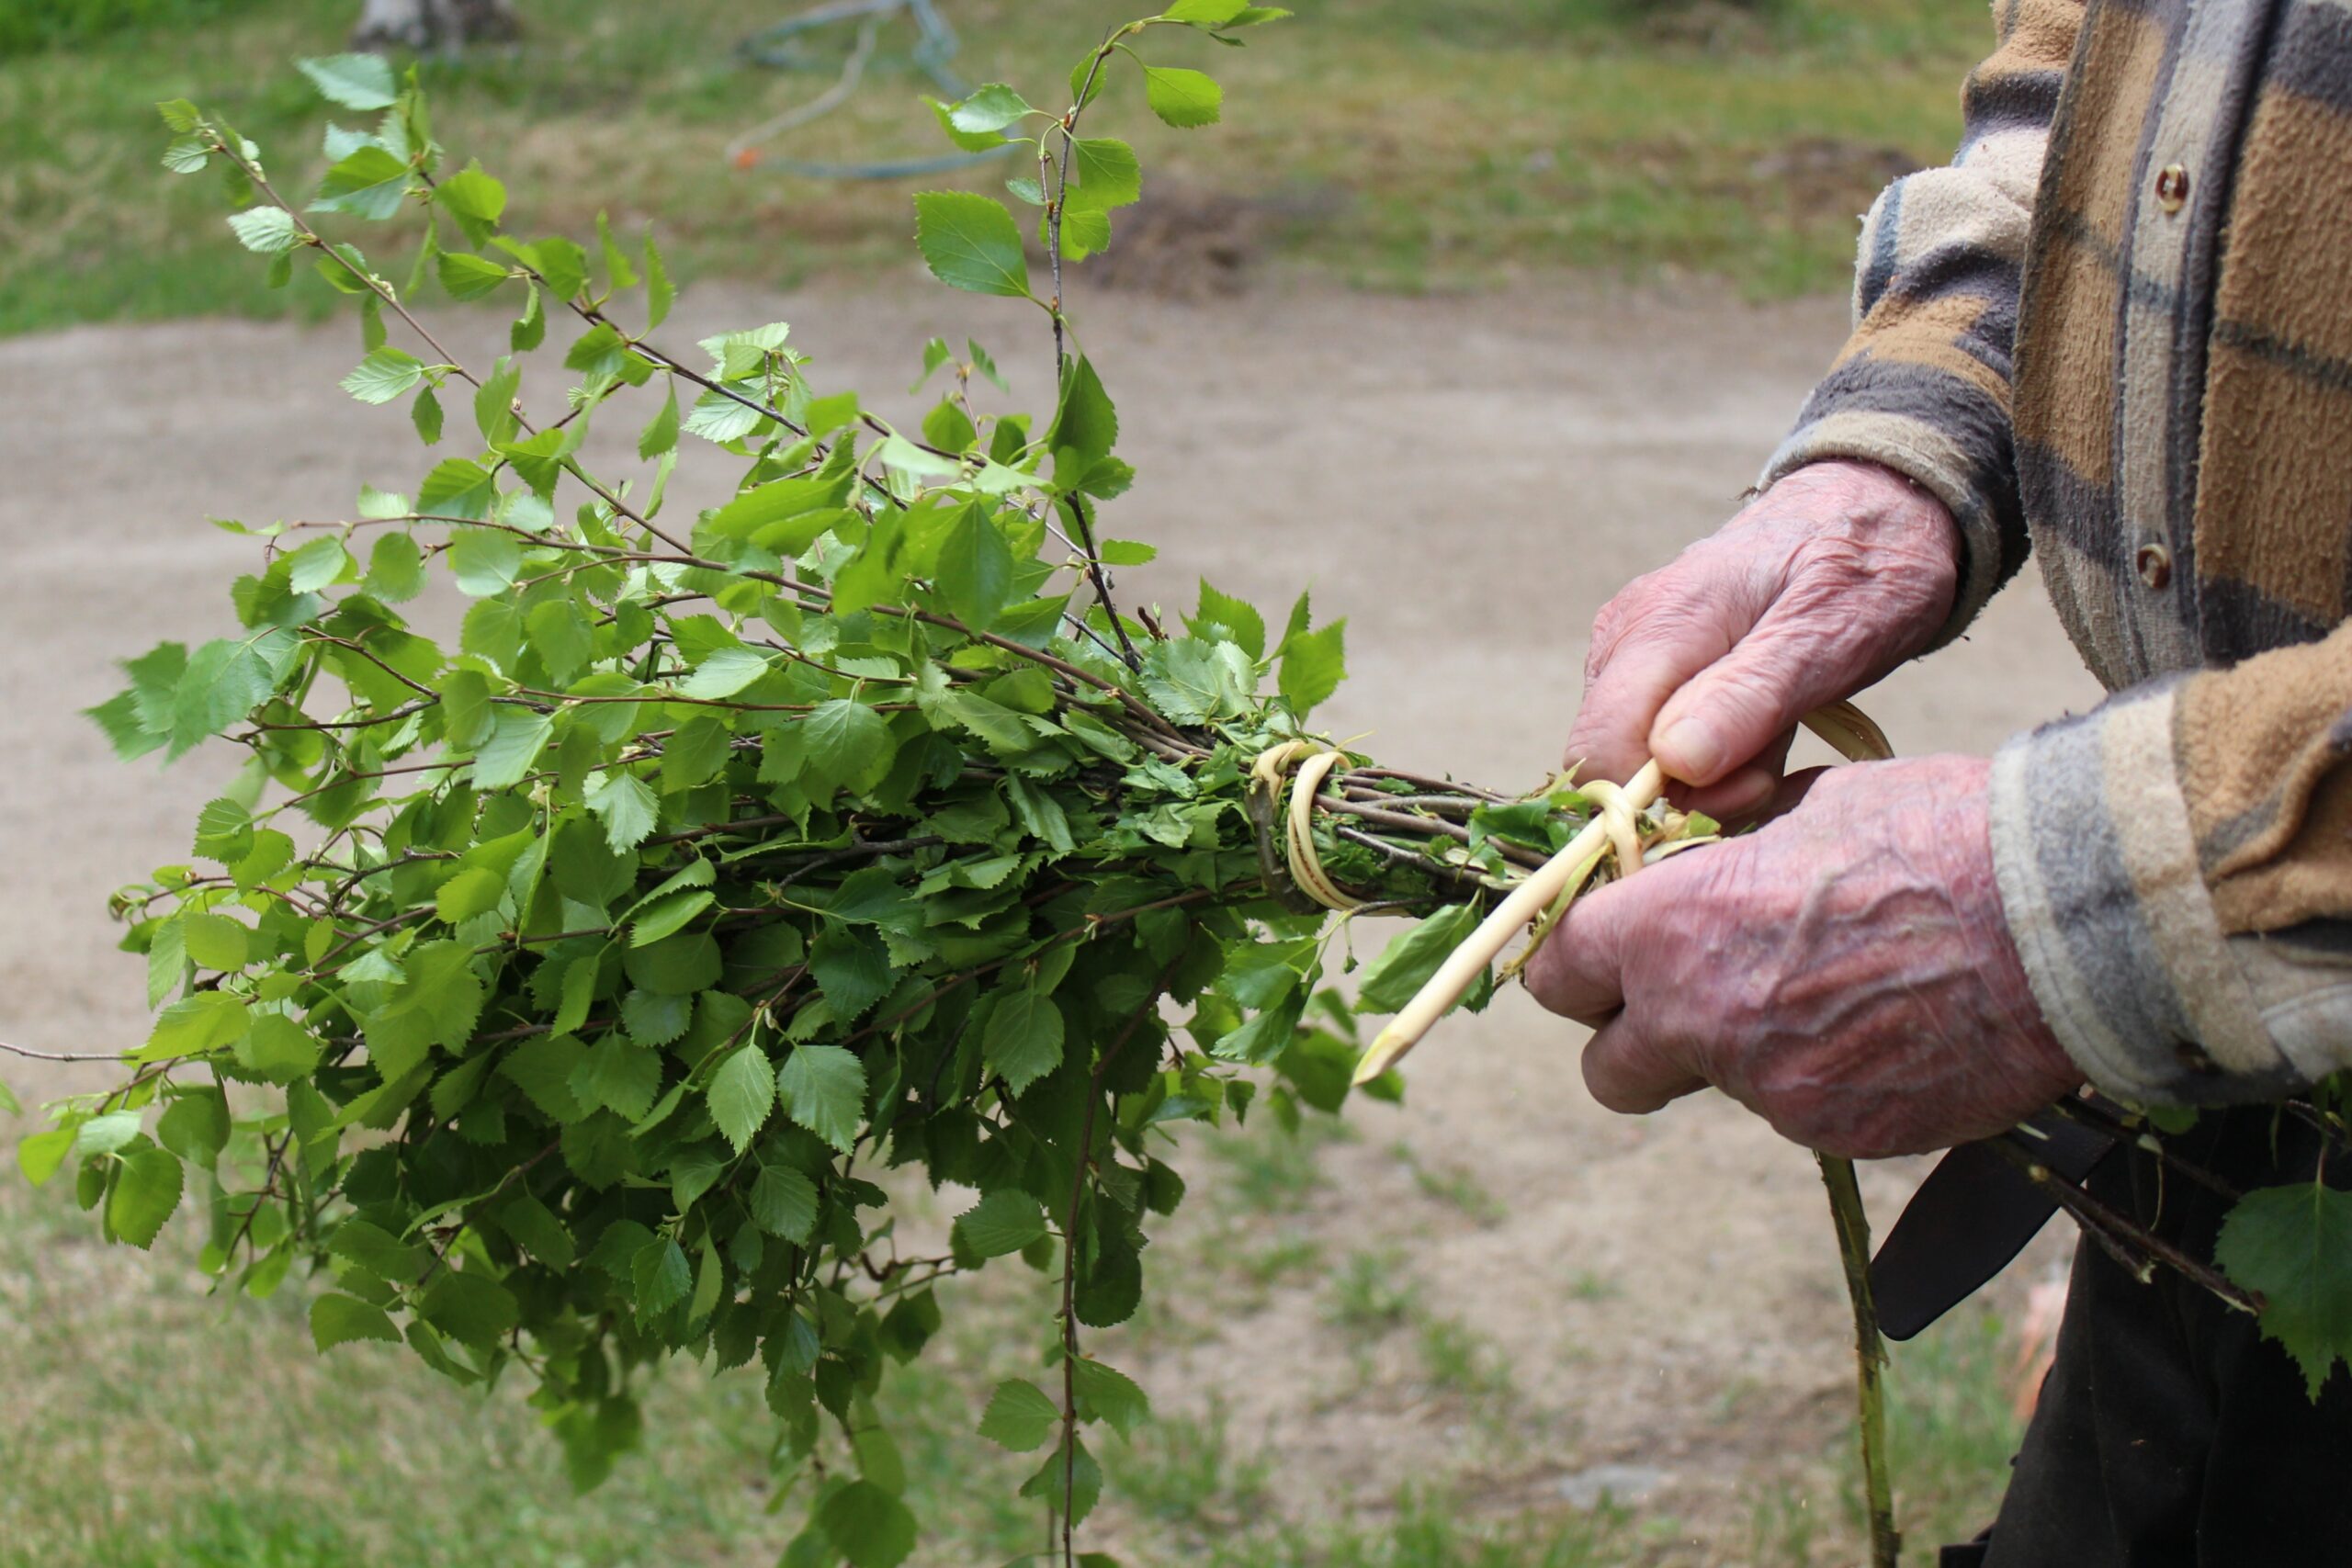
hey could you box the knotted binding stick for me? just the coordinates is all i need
[1341,697,1901,1567]
[1353,698,1892,1082]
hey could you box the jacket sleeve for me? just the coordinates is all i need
[1990,624,2352,1106]
[1760,0,2086,648]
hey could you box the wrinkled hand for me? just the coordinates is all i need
[1565,459,1962,820]
[1523,757,2080,1158]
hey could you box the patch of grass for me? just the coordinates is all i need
[1416,1311,1515,1409]
[0,0,234,57]
[1204,1113,1347,1214]
[1227,1489,1634,1568]
[1104,1397,1275,1540]
[1745,1479,1825,1568]
[1238,1232,1327,1287]
[0,0,1993,333]
[0,1168,1034,1568]
[1567,1269,1619,1303]
[1883,1306,2026,1559]
[1326,1246,1422,1337]
[1393,1140,1510,1225]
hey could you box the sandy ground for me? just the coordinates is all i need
[0,274,2106,1556]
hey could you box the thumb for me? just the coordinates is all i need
[1646,603,1879,786]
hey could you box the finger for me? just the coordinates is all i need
[1752,764,1834,826]
[1646,602,1881,787]
[1580,1010,1708,1115]
[1669,728,1798,824]
[1520,879,1634,1025]
[1565,589,1758,784]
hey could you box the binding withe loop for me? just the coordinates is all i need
[1248,740,1374,914]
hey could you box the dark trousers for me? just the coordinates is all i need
[1946,1109,2352,1565]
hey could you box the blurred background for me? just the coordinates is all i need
[0,3,2107,1563]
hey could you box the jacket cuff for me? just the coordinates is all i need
[1759,404,2009,654]
[1987,680,2309,1106]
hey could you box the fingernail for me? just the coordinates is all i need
[1655,718,1723,782]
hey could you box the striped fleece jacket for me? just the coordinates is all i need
[1764,0,2352,1107]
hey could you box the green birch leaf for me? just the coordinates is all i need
[935,503,1014,630]
[817,1481,917,1568]
[513,280,545,350]
[631,1235,692,1316]
[680,647,768,700]
[155,1089,229,1168]
[810,927,893,1018]
[1277,617,1346,716]
[629,889,712,947]
[948,83,1035,133]
[639,386,679,460]
[1144,66,1223,128]
[412,384,444,446]
[311,1292,401,1351]
[1069,138,1142,211]
[595,210,639,289]
[645,230,675,328]
[978,1379,1059,1451]
[331,1219,427,1280]
[982,986,1064,1096]
[1070,1358,1151,1438]
[107,1145,184,1249]
[1046,356,1117,473]
[1355,902,1480,1014]
[421,1271,520,1349]
[804,701,889,781]
[341,345,424,404]
[226,206,300,254]
[1057,207,1112,264]
[2217,1181,2352,1397]
[776,1044,865,1154]
[438,251,512,301]
[587,771,660,852]
[283,533,351,592]
[953,1190,1047,1258]
[435,865,506,923]
[1019,1436,1102,1526]
[417,458,495,521]
[311,144,410,220]
[924,96,1010,153]
[750,1164,819,1243]
[297,53,399,110]
[572,1037,662,1121]
[474,356,521,444]
[1192,580,1266,660]
[913,192,1031,298]
[449,527,521,596]
[435,164,507,246]
[179,911,252,970]
[707,1045,776,1156]
[471,707,553,789]
[236,1013,324,1081]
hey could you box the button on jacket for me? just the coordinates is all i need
[1765,0,2352,1105]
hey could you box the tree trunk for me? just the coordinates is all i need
[352,0,521,52]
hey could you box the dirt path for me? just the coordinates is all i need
[0,276,2105,1559]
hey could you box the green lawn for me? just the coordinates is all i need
[0,0,1991,334]
[0,1108,2021,1566]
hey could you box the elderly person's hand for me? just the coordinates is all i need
[1521,757,2080,1158]
[1564,459,1962,820]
